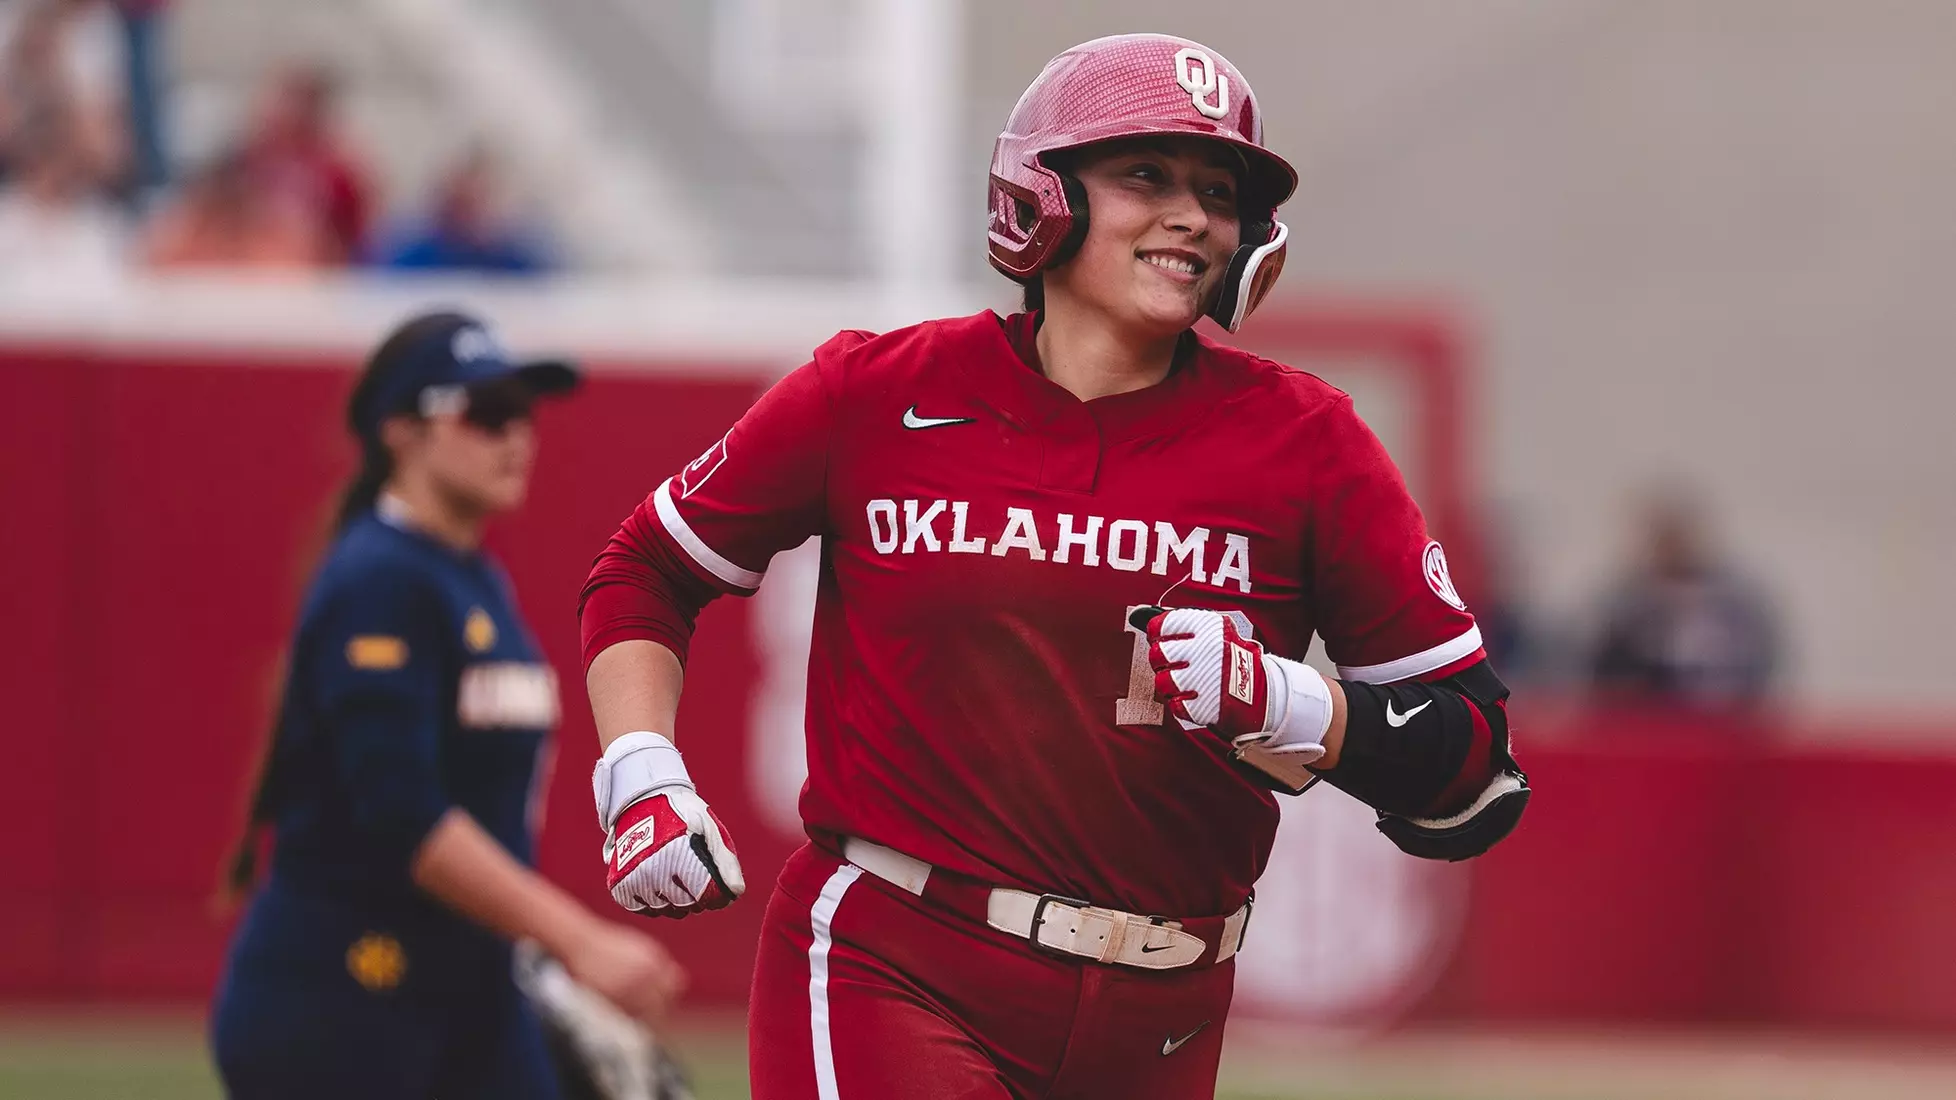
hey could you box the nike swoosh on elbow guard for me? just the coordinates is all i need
[1385,700,1433,727]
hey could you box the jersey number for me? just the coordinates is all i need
[1117,605,1165,725]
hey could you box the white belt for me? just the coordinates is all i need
[841,837,1250,971]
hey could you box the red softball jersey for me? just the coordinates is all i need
[606,310,1480,918]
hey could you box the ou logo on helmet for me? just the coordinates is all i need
[1173,47,1231,120]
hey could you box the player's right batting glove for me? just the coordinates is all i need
[593,732,745,918]
[1135,606,1335,791]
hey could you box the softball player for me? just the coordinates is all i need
[211,311,683,1100]
[581,35,1529,1099]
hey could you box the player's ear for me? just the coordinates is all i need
[379,414,424,459]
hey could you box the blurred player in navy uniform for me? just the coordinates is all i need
[211,311,685,1100]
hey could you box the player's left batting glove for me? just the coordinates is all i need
[1134,606,1335,791]
[593,732,745,918]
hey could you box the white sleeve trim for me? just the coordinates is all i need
[653,478,765,590]
[1336,624,1484,684]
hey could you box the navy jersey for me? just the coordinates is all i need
[261,508,560,907]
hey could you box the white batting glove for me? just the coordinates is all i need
[1137,606,1333,786]
[593,733,745,918]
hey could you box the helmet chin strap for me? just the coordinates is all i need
[1206,221,1289,333]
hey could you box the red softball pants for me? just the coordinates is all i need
[748,842,1238,1099]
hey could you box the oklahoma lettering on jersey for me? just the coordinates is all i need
[642,310,1482,917]
[863,500,1255,592]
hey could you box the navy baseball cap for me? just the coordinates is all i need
[352,310,579,436]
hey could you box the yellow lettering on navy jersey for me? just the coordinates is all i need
[346,635,408,670]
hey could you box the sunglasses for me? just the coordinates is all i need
[417,381,536,433]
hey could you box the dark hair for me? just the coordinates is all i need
[221,317,434,900]
[332,316,441,528]
[333,434,393,531]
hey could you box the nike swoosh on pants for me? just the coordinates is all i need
[1161,1021,1209,1056]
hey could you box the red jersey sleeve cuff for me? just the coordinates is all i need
[653,479,764,592]
[1334,624,1484,684]
[579,493,728,670]
[579,583,696,670]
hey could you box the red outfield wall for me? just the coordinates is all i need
[3,344,1954,1033]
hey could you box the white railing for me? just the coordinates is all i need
[0,271,994,364]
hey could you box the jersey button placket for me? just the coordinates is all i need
[1037,404,1101,494]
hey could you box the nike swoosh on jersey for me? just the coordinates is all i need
[1161,1021,1210,1056]
[902,406,975,430]
[1385,699,1433,727]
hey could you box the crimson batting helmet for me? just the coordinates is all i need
[988,34,1299,332]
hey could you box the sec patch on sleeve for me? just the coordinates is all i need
[346,635,409,670]
[1423,541,1467,611]
[677,431,731,500]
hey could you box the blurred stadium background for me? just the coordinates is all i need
[4,1,1956,1097]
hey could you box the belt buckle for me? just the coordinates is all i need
[1026,892,1095,956]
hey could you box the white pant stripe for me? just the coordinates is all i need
[808,863,863,1100]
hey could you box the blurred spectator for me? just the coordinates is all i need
[240,62,370,262]
[1589,486,1780,709]
[0,117,126,278]
[0,0,128,199]
[112,0,169,198]
[1472,504,1553,685]
[379,147,553,274]
[140,147,325,268]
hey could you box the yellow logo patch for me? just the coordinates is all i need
[464,607,498,653]
[346,635,408,670]
[346,932,407,992]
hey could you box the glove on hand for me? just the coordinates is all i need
[1135,606,1334,790]
[594,732,744,917]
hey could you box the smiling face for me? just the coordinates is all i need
[1040,136,1244,339]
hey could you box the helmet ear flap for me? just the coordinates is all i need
[1045,173,1091,269]
[1206,220,1289,333]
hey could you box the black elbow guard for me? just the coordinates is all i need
[1375,770,1529,862]
[1320,660,1529,861]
